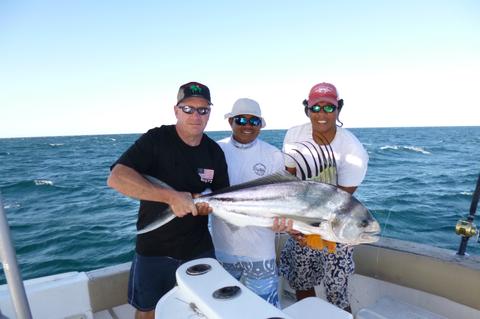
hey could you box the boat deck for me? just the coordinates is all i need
[1,237,479,318]
[93,303,135,319]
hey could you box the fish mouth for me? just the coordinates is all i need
[359,231,381,243]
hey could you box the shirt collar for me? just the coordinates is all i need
[230,136,257,149]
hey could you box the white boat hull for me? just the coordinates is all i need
[1,237,479,319]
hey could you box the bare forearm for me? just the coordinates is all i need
[107,164,201,217]
[107,164,174,203]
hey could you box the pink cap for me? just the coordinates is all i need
[307,82,339,107]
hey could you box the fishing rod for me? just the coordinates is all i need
[455,173,480,256]
[0,192,33,319]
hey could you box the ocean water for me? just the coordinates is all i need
[1,126,479,285]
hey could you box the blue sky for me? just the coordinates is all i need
[1,0,479,138]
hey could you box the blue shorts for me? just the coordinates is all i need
[128,250,215,311]
[216,251,280,308]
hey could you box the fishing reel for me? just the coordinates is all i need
[455,219,478,239]
[456,173,480,254]
[455,219,478,237]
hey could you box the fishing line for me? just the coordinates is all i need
[375,209,393,277]
[348,209,392,307]
[175,297,207,318]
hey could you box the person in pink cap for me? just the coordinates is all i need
[278,82,369,312]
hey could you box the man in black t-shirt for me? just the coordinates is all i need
[108,81,229,319]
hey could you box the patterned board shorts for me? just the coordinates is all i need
[279,237,354,310]
[216,252,280,308]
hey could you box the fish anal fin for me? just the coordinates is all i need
[224,223,241,232]
[213,210,272,228]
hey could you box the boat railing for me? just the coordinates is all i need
[0,192,32,319]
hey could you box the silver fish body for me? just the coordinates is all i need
[138,173,380,245]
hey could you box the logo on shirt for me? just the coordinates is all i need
[198,168,214,183]
[253,163,266,176]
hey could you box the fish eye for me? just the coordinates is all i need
[359,219,369,228]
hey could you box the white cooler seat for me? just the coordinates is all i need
[156,258,352,319]
[283,297,352,319]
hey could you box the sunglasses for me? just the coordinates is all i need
[307,104,337,113]
[233,116,262,127]
[177,105,211,115]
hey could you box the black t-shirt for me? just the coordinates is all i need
[114,125,229,259]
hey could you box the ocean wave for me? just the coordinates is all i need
[33,179,54,186]
[380,145,431,154]
[1,179,53,189]
[3,202,21,209]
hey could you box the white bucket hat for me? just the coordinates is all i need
[224,98,266,128]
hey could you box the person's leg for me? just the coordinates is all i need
[135,309,154,319]
[295,288,316,300]
[322,244,354,311]
[242,258,280,307]
[279,237,325,301]
[128,253,181,318]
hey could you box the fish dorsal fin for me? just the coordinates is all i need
[202,170,299,197]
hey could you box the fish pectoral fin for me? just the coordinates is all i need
[137,207,175,235]
[291,221,318,235]
[292,221,338,243]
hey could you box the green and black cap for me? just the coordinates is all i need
[177,82,212,105]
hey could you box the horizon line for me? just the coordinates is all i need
[1,124,479,139]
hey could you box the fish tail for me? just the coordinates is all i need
[137,207,175,234]
[136,175,176,235]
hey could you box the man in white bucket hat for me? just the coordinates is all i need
[211,98,284,307]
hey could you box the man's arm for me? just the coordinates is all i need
[107,163,198,217]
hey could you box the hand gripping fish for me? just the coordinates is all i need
[137,171,380,245]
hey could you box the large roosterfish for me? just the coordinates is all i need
[137,171,380,246]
